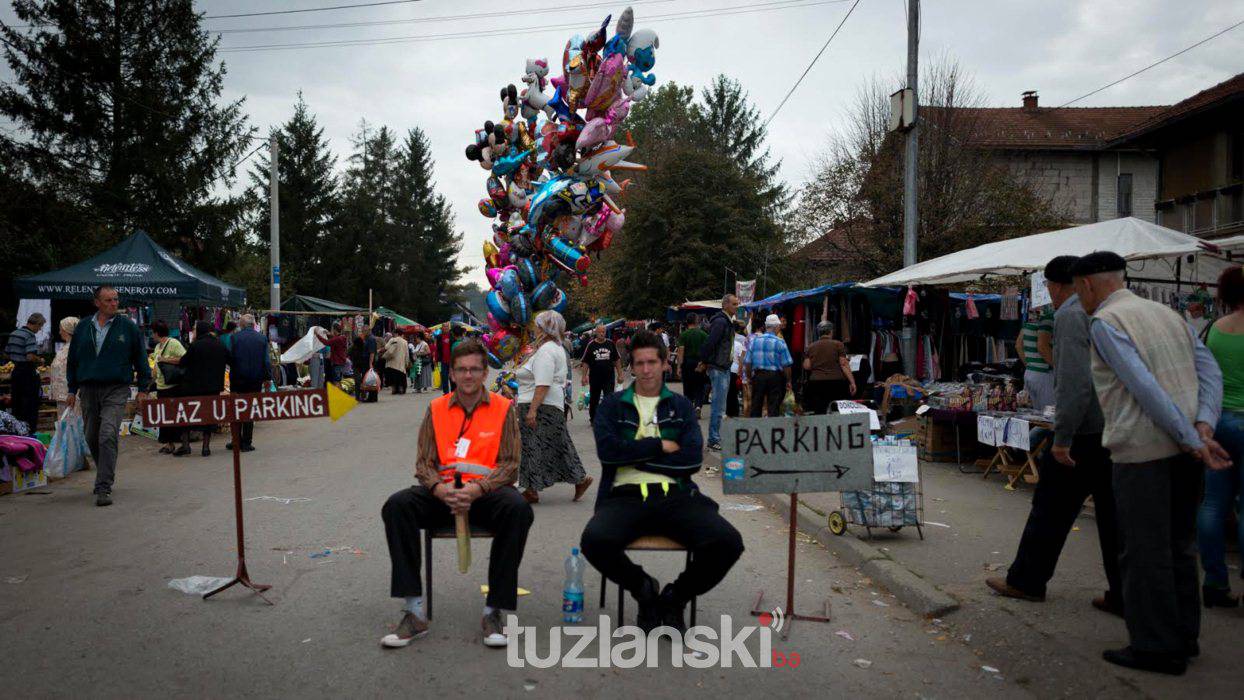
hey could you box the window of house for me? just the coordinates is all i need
[1116,173,1133,217]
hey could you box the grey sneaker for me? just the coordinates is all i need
[481,609,509,648]
[95,492,112,507]
[381,611,429,648]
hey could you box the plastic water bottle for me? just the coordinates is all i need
[723,457,745,481]
[562,547,585,623]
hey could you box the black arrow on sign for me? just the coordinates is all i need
[749,465,850,478]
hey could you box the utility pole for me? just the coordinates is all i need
[901,0,920,378]
[269,134,281,312]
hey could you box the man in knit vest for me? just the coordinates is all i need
[1074,251,1231,675]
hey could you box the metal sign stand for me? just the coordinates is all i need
[749,493,830,639]
[203,422,273,605]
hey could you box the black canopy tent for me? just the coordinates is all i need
[14,230,245,306]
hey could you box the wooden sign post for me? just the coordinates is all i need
[140,387,356,604]
[723,413,874,637]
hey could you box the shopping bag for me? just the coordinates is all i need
[432,364,442,389]
[363,369,381,390]
[45,409,88,479]
[781,388,798,416]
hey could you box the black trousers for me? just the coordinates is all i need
[682,366,705,409]
[726,372,741,418]
[385,368,407,394]
[748,370,785,417]
[588,376,612,423]
[1005,433,1122,601]
[802,379,851,415]
[580,486,744,603]
[1113,455,1202,656]
[232,378,263,447]
[382,484,534,610]
[10,363,40,434]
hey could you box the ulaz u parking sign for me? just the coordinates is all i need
[722,414,874,494]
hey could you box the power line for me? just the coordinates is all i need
[763,0,863,128]
[218,0,849,52]
[227,141,268,174]
[2,1,425,29]
[212,0,675,35]
[1056,17,1244,108]
[206,0,424,20]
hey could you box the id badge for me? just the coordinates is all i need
[455,438,471,458]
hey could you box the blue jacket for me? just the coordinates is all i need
[229,328,272,384]
[592,382,703,507]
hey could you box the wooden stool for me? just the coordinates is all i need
[423,524,495,620]
[598,535,698,627]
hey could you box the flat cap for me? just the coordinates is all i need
[1043,255,1080,284]
[1070,251,1126,277]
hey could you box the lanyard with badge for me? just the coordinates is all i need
[454,405,476,458]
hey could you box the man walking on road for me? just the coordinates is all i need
[227,314,271,452]
[579,324,621,423]
[66,286,150,506]
[581,330,744,633]
[380,339,533,650]
[746,314,793,418]
[6,311,45,434]
[1074,251,1230,675]
[699,294,738,451]
[988,256,1123,615]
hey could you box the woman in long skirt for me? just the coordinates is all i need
[516,310,592,504]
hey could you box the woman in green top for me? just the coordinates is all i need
[1015,306,1055,409]
[151,320,186,455]
[1197,266,1244,608]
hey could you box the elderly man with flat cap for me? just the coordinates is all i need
[989,255,1124,617]
[1073,251,1230,675]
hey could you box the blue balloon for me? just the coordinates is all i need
[486,290,512,325]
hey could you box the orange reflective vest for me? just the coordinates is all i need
[429,391,512,484]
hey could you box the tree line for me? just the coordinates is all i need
[0,0,463,328]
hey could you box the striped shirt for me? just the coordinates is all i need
[747,332,793,371]
[1021,309,1054,373]
[5,327,39,363]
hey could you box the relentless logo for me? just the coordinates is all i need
[94,263,151,276]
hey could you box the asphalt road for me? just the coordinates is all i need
[3,386,1020,698]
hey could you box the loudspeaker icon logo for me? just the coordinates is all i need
[757,606,785,633]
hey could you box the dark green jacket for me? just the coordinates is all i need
[67,314,151,393]
[592,382,703,507]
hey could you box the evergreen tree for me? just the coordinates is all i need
[392,127,465,322]
[248,93,339,302]
[0,0,253,271]
[698,75,788,211]
[331,122,401,306]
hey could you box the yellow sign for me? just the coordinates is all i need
[326,382,359,422]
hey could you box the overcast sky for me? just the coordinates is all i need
[3,0,1241,281]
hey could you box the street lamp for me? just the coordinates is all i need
[724,266,738,296]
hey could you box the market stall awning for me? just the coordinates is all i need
[14,230,245,305]
[375,306,418,326]
[741,283,858,310]
[281,294,366,313]
[861,218,1216,287]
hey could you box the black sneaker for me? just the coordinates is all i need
[481,609,509,648]
[635,576,661,633]
[658,584,687,634]
[1101,646,1187,675]
[708,442,722,452]
[241,445,256,453]
[95,491,112,507]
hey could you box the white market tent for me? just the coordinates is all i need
[862,217,1218,287]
